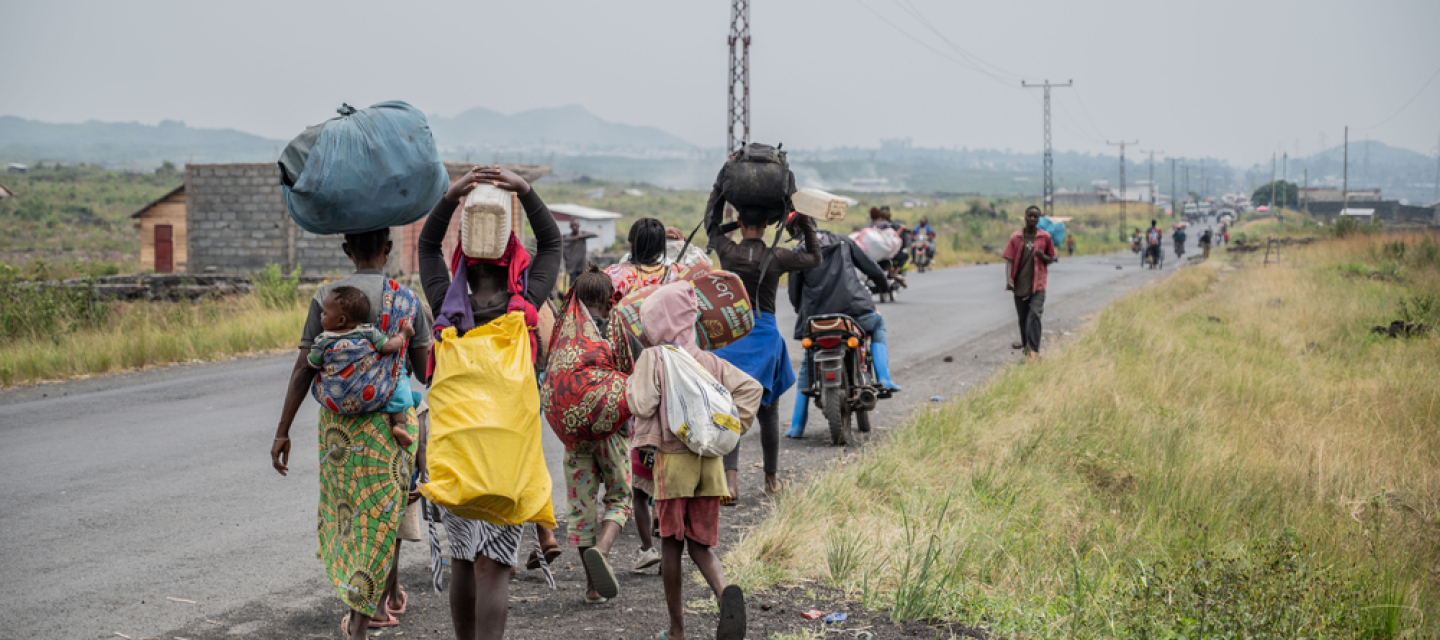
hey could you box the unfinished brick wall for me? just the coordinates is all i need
[185,163,402,276]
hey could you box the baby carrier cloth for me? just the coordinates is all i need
[310,280,419,414]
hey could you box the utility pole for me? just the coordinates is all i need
[1184,164,1190,202]
[1434,132,1439,203]
[1200,159,1206,202]
[1342,126,1349,215]
[1142,149,1164,210]
[727,0,751,152]
[1271,153,1277,213]
[1303,168,1309,212]
[1021,79,1073,217]
[1170,157,1177,217]
[1108,140,1138,240]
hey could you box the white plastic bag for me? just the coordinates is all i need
[461,184,512,259]
[658,345,743,457]
[850,227,902,261]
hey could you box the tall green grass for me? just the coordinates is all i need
[0,295,305,386]
[728,234,1440,639]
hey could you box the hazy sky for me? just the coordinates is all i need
[3,0,1438,165]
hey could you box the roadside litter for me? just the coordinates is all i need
[801,609,824,620]
[823,612,849,624]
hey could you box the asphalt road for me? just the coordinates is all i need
[0,246,1186,639]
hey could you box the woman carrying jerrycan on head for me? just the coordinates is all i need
[415,165,562,640]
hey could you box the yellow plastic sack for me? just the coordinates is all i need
[421,312,556,528]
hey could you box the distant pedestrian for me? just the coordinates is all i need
[1065,235,1075,257]
[1003,206,1056,361]
[563,219,598,290]
[1200,228,1213,259]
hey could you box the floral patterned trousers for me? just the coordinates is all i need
[563,434,633,547]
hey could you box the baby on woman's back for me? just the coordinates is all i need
[308,285,415,447]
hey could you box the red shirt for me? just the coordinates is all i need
[1002,228,1056,294]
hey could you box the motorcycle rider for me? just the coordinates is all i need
[1145,220,1162,267]
[912,216,936,263]
[784,214,899,439]
[868,206,908,283]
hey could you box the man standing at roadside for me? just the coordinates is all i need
[563,219,598,289]
[1003,206,1056,361]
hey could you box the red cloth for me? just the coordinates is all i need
[656,496,721,547]
[447,232,540,357]
[1002,228,1055,294]
[539,294,633,448]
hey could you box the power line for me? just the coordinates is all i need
[891,0,1026,82]
[851,0,1009,86]
[1067,86,1110,141]
[1357,63,1440,132]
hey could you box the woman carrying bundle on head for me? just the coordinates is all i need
[703,183,821,499]
[415,165,562,640]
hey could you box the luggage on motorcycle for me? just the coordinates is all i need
[790,188,849,222]
[849,227,902,262]
[806,315,864,337]
[719,142,796,223]
[279,101,448,235]
[657,345,744,457]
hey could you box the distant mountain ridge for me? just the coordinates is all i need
[0,105,695,169]
[428,104,695,151]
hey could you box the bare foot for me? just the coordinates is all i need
[389,415,414,448]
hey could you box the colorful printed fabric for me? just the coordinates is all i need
[563,433,633,547]
[604,261,686,302]
[316,407,418,616]
[540,294,634,448]
[311,280,419,414]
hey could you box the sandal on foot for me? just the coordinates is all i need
[584,594,609,605]
[648,633,669,640]
[717,584,746,640]
[386,589,408,616]
[582,548,619,599]
[528,545,563,570]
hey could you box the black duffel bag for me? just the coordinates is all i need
[719,142,796,224]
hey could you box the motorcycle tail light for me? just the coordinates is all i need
[846,337,859,348]
[816,336,841,348]
[801,338,813,349]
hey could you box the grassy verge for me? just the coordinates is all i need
[729,233,1440,639]
[0,295,306,387]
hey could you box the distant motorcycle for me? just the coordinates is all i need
[910,233,935,273]
[799,313,889,446]
[868,261,904,303]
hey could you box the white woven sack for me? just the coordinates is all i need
[461,184,512,259]
[849,227,902,262]
[658,345,743,457]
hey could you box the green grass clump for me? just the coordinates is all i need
[727,233,1440,639]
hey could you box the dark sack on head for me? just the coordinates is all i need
[279,101,448,235]
[719,142,796,223]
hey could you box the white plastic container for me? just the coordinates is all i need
[461,184,512,259]
[790,188,849,221]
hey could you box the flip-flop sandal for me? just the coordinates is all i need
[582,548,619,599]
[648,633,669,640]
[527,545,563,570]
[584,594,609,605]
[716,584,747,640]
[387,589,409,616]
[368,615,399,629]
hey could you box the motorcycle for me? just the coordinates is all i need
[800,314,888,446]
[910,233,935,273]
[867,260,905,303]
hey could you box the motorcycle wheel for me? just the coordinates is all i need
[822,389,850,446]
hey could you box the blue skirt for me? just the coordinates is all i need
[712,311,795,407]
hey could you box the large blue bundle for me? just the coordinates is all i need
[1038,216,1066,248]
[279,101,448,235]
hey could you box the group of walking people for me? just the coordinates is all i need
[270,162,917,640]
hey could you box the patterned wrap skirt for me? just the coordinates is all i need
[316,407,418,616]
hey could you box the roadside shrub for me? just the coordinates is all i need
[253,263,301,309]
[0,261,112,340]
[1121,530,1365,639]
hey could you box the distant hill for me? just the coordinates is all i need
[0,116,284,167]
[0,105,696,169]
[428,105,695,152]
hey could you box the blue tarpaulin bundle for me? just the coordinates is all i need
[1038,216,1067,247]
[278,101,448,235]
